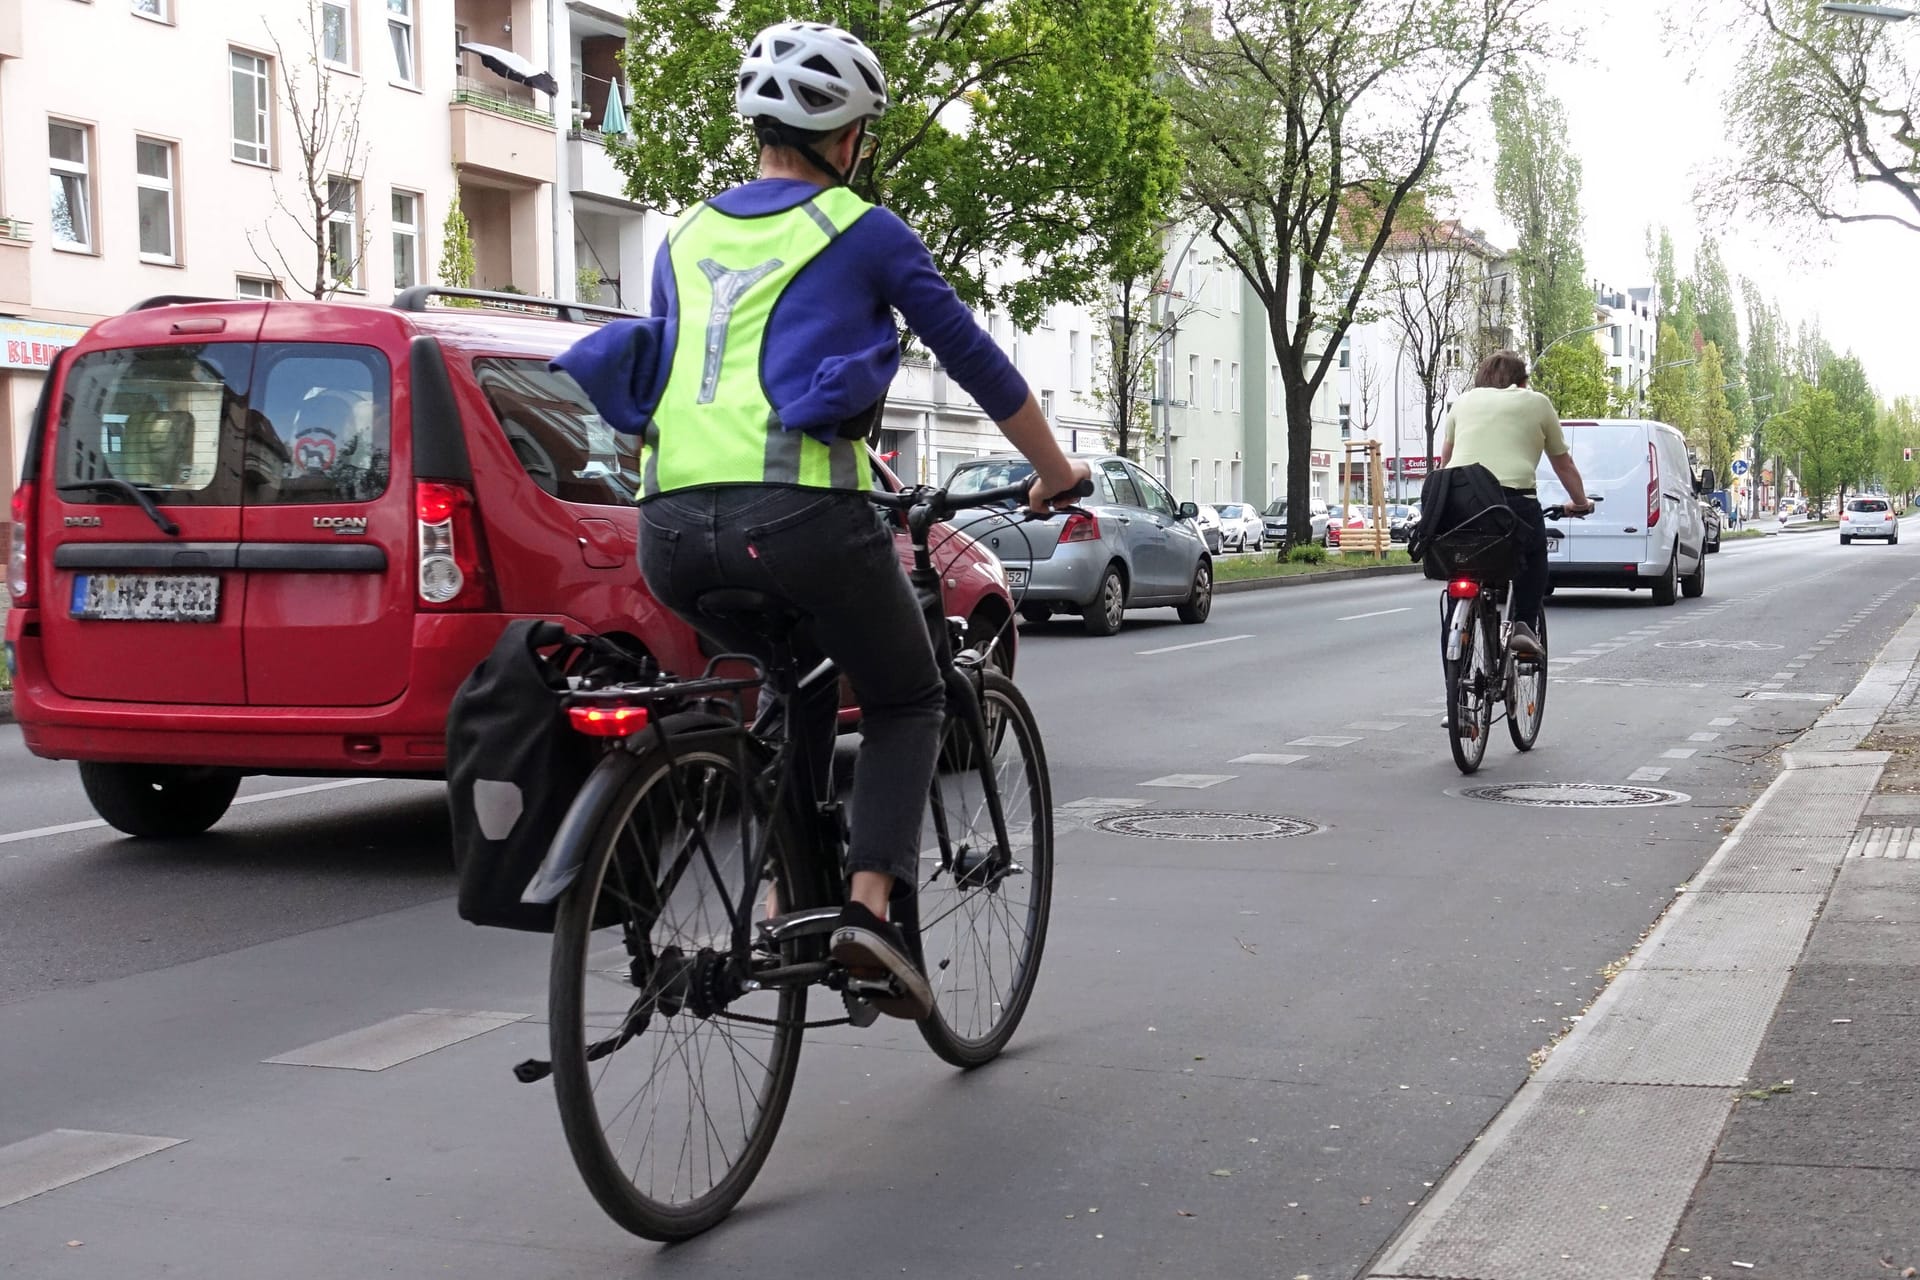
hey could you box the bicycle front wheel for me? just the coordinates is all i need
[1507,610,1548,752]
[1444,596,1492,774]
[548,729,806,1242]
[908,669,1054,1068]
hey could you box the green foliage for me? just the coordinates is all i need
[1695,343,1739,484]
[1774,357,1879,512]
[1533,340,1612,419]
[1492,70,1589,358]
[1286,543,1328,565]
[1713,0,1920,236]
[611,0,1176,331]
[1876,396,1920,496]
[438,186,476,298]
[576,266,604,303]
[1166,0,1548,547]
[1647,322,1697,433]
[1648,225,1677,317]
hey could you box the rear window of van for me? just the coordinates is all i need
[1569,427,1651,488]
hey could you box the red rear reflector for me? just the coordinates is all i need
[1447,579,1479,599]
[569,705,650,737]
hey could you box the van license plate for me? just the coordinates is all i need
[70,573,221,622]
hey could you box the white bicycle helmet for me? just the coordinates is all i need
[735,21,888,133]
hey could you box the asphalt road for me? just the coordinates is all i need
[1,523,1916,1280]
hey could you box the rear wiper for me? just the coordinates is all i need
[56,479,181,536]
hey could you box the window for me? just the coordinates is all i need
[1188,458,1199,500]
[1231,459,1243,501]
[236,276,280,299]
[1038,306,1053,331]
[133,0,169,20]
[1611,325,1623,357]
[246,344,392,504]
[231,49,272,165]
[1228,362,1240,412]
[1012,328,1024,369]
[1230,275,1240,313]
[1186,263,1200,300]
[475,360,640,505]
[135,137,178,263]
[1039,389,1055,421]
[1068,330,1082,393]
[1210,359,1222,410]
[1269,364,1279,415]
[48,121,93,252]
[1186,355,1197,405]
[1127,462,1175,515]
[388,0,415,84]
[1269,461,1279,501]
[1101,459,1142,508]
[391,190,420,289]
[1212,459,1223,501]
[326,177,362,289]
[56,344,252,505]
[1339,335,1351,369]
[1339,401,1351,439]
[322,1,353,67]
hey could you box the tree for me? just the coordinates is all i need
[1875,396,1920,499]
[612,0,1176,330]
[1647,321,1698,432]
[439,183,476,291]
[1648,225,1678,318]
[1820,351,1879,498]
[1167,0,1550,546]
[1088,264,1202,461]
[246,2,371,299]
[1695,342,1739,484]
[1379,217,1481,482]
[1534,339,1612,419]
[1709,0,1920,236]
[1491,69,1589,358]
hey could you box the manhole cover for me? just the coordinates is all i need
[1092,810,1320,841]
[1456,782,1690,808]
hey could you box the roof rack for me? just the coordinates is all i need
[391,286,641,324]
[128,295,225,312]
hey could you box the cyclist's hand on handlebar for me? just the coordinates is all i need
[1563,497,1595,516]
[1027,461,1095,516]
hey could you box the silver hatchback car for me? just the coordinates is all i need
[946,454,1213,636]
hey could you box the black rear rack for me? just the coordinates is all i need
[391,286,641,324]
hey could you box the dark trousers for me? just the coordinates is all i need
[637,486,946,886]
[1506,489,1547,632]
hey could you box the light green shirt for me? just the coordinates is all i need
[1442,386,1569,490]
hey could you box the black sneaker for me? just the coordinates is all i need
[1507,622,1544,659]
[830,901,933,1021]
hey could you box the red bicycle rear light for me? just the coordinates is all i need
[1447,578,1479,599]
[568,705,650,737]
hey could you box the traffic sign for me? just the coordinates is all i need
[1730,459,1750,476]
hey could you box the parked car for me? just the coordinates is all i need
[1384,503,1417,543]
[1326,505,1374,549]
[1840,496,1899,544]
[1260,497,1330,549]
[945,453,1213,636]
[1700,499,1724,553]
[1535,418,1710,605]
[4,290,1018,837]
[1214,502,1265,551]
[1193,503,1224,553]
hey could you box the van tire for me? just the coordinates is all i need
[1681,547,1706,599]
[1652,551,1679,606]
[79,763,242,838]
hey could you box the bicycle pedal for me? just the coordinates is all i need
[842,990,880,1028]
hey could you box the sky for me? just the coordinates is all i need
[1452,0,1920,399]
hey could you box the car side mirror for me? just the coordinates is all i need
[1177,502,1200,520]
[1696,469,1715,495]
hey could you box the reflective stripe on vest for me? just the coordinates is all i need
[644,187,873,496]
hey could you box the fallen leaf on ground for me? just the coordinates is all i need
[1210,1169,1233,1177]
[1176,1209,1195,1217]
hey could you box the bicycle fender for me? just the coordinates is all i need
[521,749,638,906]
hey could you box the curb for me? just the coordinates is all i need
[1216,563,1422,595]
[1366,603,1920,1280]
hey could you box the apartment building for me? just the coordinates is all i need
[1594,281,1659,400]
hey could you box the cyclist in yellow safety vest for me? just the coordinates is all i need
[556,21,1089,1019]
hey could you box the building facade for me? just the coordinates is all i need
[1593,282,1659,402]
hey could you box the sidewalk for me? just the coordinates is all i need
[1367,606,1920,1280]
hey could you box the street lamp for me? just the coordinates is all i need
[1628,357,1697,414]
[1819,3,1916,19]
[1530,322,1609,370]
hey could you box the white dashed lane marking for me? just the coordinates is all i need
[265,1010,527,1072]
[1661,748,1698,760]
[1135,634,1253,656]
[0,1130,186,1209]
[1338,608,1411,622]
[1288,735,1361,748]
[1230,753,1307,766]
[1628,766,1670,782]
[1139,774,1235,789]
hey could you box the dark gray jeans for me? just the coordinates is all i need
[638,486,945,886]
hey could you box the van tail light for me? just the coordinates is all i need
[1447,578,1480,599]
[568,704,650,737]
[7,483,33,606]
[415,481,494,610]
[1060,511,1101,543]
[1646,443,1661,527]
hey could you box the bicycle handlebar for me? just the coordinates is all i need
[871,475,1096,531]
[1543,495,1603,521]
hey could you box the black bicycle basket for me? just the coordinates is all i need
[1422,503,1521,582]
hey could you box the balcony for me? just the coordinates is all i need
[567,132,629,202]
[449,83,556,187]
[0,219,31,313]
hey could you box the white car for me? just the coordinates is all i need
[1840,496,1898,544]
[1213,502,1265,551]
[1193,504,1223,552]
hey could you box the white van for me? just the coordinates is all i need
[1535,418,1711,605]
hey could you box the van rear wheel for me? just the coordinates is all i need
[79,762,242,838]
[1651,551,1679,606]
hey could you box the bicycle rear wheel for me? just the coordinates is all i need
[907,669,1054,1068]
[1506,610,1548,751]
[1444,596,1492,774]
[549,726,807,1241]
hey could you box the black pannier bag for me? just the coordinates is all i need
[1407,463,1520,582]
[447,620,640,931]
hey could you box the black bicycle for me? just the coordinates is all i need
[1437,501,1592,774]
[523,475,1087,1241]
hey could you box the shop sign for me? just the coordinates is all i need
[0,318,89,372]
